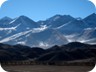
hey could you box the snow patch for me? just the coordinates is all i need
[53,16,61,21]
[17,41,26,45]
[32,25,48,33]
[0,30,33,43]
[26,27,30,30]
[56,21,72,29]
[39,41,49,48]
[84,28,92,30]
[9,18,18,24]
[0,24,20,31]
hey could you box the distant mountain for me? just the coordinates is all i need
[0,17,12,27]
[38,14,75,28]
[56,19,88,35]
[0,13,96,47]
[77,28,96,44]
[0,15,39,44]
[0,28,68,48]
[84,13,96,27]
[9,15,39,29]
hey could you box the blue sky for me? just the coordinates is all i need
[0,0,95,21]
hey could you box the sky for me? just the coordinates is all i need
[0,0,96,21]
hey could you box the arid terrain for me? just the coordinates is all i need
[0,42,96,72]
[2,65,95,72]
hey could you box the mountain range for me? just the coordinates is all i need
[0,13,96,48]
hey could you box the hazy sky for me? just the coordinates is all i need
[0,0,95,21]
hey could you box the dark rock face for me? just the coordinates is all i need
[0,42,96,63]
[37,42,96,62]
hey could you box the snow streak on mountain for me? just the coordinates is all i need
[0,13,96,48]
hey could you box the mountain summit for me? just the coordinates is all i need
[84,13,96,27]
[38,15,75,28]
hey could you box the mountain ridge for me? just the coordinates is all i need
[0,13,96,48]
[0,42,96,63]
